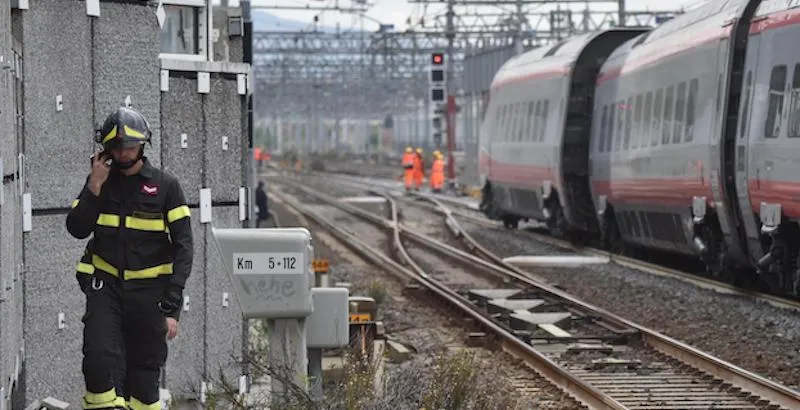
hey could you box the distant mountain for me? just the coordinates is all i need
[252,10,365,33]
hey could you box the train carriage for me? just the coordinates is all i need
[734,0,800,295]
[479,28,647,237]
[589,0,765,280]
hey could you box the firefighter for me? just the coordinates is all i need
[430,151,445,193]
[401,146,415,191]
[67,107,193,410]
[412,147,425,190]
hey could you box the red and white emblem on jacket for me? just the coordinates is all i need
[141,183,159,196]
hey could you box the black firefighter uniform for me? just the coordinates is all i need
[67,157,193,410]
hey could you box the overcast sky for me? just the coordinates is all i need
[242,0,704,32]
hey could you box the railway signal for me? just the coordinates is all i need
[432,114,443,147]
[429,52,445,104]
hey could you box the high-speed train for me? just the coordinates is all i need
[478,0,800,297]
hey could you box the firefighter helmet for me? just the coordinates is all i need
[95,107,152,150]
[94,107,152,170]
[416,147,423,154]
[405,146,412,153]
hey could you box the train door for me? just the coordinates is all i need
[735,34,762,263]
[708,38,734,240]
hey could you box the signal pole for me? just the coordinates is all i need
[445,0,457,187]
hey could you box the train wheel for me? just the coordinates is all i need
[479,184,499,220]
[793,251,800,298]
[546,202,569,238]
[503,216,519,229]
[698,221,733,282]
[602,209,625,255]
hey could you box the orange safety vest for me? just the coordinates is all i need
[254,147,263,161]
[430,158,445,189]
[402,152,414,169]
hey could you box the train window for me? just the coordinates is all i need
[624,96,633,150]
[788,65,800,138]
[663,85,675,145]
[765,65,787,139]
[541,100,549,142]
[510,103,519,141]
[526,101,535,141]
[643,92,653,148]
[673,81,687,144]
[615,100,624,151]
[599,105,609,152]
[519,102,527,141]
[740,71,752,140]
[606,104,615,152]
[652,88,663,146]
[685,78,698,142]
[531,100,542,141]
[632,94,643,149]
[502,105,510,141]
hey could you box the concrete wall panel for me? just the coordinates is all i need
[164,213,206,400]
[92,2,162,169]
[205,76,243,203]
[204,206,243,385]
[21,0,93,210]
[22,214,87,406]
[161,76,203,205]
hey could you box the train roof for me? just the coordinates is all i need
[489,28,646,90]
[598,0,751,82]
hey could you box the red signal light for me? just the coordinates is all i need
[432,53,444,65]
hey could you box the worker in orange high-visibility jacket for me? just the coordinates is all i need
[430,150,445,193]
[412,147,425,190]
[401,146,415,191]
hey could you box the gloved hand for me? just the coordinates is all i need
[158,285,183,317]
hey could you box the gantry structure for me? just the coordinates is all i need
[252,0,688,152]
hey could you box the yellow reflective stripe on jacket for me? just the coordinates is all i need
[92,255,118,276]
[125,263,173,280]
[71,199,79,208]
[125,216,165,232]
[96,213,120,227]
[92,254,172,280]
[167,205,190,223]
[76,262,95,274]
[129,397,162,410]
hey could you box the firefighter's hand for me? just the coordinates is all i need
[165,317,178,340]
[88,152,111,196]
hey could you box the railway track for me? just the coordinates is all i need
[308,170,800,313]
[270,173,800,410]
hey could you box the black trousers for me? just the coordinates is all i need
[81,272,168,410]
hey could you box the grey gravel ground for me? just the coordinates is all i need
[267,182,581,409]
[463,221,800,392]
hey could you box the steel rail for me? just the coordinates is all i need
[283,175,800,410]
[273,180,628,410]
[317,170,800,313]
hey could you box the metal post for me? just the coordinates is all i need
[308,347,323,401]
[515,0,524,55]
[267,318,309,403]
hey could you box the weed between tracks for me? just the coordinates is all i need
[201,329,521,410]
